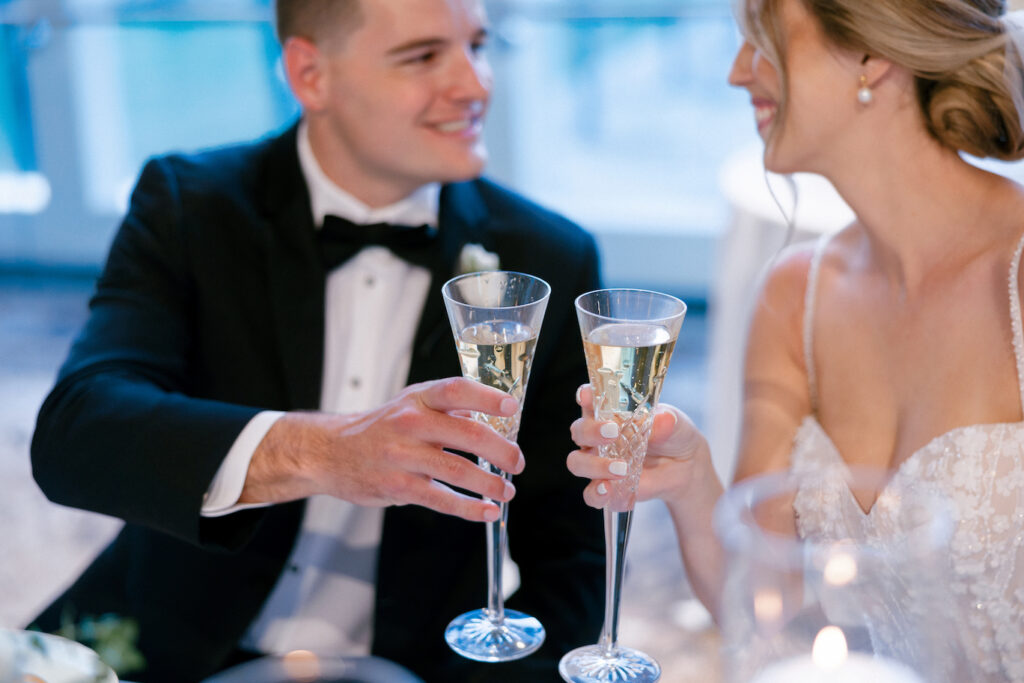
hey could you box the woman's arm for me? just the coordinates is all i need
[566,244,816,618]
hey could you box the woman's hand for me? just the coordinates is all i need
[566,384,711,509]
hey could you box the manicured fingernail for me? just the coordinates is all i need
[597,483,608,495]
[483,505,500,522]
[503,480,516,499]
[500,397,518,415]
[575,386,584,404]
[608,460,628,476]
[600,422,619,439]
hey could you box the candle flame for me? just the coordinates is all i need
[812,626,848,671]
[824,549,858,586]
[282,650,322,682]
[753,588,784,623]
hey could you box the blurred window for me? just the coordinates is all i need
[2,0,752,294]
[489,4,755,234]
[0,24,34,173]
[0,20,50,214]
[67,21,297,213]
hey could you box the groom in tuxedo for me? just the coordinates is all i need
[29,0,604,681]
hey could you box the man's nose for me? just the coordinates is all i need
[448,48,492,101]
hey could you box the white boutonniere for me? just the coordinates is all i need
[456,243,500,274]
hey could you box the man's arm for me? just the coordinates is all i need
[238,378,523,518]
[31,157,263,547]
[31,158,532,552]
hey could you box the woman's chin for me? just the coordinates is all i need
[762,148,803,176]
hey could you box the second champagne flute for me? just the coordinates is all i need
[560,288,686,683]
[441,270,549,662]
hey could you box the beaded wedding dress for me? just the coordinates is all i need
[788,235,1024,682]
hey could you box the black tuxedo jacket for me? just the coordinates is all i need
[31,124,604,682]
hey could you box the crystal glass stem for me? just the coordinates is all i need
[599,507,633,656]
[484,463,512,623]
[442,271,548,663]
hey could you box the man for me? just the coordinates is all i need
[29,0,604,681]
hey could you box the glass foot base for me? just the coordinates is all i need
[444,608,546,662]
[559,644,661,682]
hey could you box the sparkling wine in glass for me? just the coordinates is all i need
[560,289,686,683]
[441,270,550,662]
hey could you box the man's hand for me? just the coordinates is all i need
[242,377,524,522]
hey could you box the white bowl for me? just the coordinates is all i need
[0,629,117,683]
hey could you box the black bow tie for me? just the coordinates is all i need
[318,214,440,271]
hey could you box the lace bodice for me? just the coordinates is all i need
[789,234,1024,682]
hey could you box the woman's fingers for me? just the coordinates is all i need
[575,384,593,410]
[566,449,629,480]
[649,407,680,444]
[569,415,622,447]
[581,480,610,509]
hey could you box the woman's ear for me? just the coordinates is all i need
[861,54,894,88]
[282,36,329,112]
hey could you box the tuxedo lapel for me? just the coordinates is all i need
[406,181,489,384]
[260,124,327,410]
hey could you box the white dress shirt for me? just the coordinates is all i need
[202,121,438,656]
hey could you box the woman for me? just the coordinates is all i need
[568,0,1024,678]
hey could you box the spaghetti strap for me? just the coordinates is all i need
[803,235,831,414]
[1008,231,1024,411]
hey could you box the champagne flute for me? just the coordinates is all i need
[441,270,550,662]
[560,289,686,683]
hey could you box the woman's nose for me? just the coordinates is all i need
[728,41,755,87]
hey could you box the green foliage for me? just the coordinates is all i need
[52,611,147,677]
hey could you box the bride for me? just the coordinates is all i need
[568,0,1024,679]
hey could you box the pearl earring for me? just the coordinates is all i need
[857,75,873,105]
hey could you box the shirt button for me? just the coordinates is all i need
[365,276,375,287]
[351,377,362,389]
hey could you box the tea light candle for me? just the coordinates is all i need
[750,652,925,683]
[750,626,925,683]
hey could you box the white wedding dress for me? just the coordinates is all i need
[788,235,1024,682]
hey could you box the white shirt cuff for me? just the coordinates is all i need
[201,410,286,517]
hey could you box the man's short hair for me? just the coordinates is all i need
[275,0,364,46]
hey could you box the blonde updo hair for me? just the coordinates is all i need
[739,0,1024,161]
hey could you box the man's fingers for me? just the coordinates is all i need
[416,412,525,474]
[411,446,516,503]
[404,478,504,523]
[419,377,519,417]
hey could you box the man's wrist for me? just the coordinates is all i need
[202,411,285,516]
[240,411,332,504]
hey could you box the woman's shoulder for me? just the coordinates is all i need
[759,227,860,304]
[756,239,820,314]
[749,229,859,361]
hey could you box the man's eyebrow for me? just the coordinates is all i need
[386,38,447,56]
[386,28,488,56]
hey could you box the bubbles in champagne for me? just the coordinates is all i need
[456,321,539,441]
[583,323,677,511]
[584,323,675,417]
